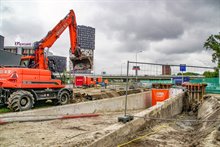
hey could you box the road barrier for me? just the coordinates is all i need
[151,89,169,106]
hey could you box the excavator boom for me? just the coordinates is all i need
[34,10,79,69]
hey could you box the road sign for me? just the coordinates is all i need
[180,64,186,72]
[172,77,190,85]
[132,66,140,70]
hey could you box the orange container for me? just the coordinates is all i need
[75,76,84,87]
[152,89,169,106]
[96,77,102,83]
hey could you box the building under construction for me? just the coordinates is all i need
[69,25,95,74]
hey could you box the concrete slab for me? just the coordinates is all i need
[0,92,151,122]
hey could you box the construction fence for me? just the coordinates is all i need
[124,61,219,94]
[190,78,220,94]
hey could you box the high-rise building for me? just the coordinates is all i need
[69,25,95,74]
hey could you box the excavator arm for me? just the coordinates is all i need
[34,10,79,69]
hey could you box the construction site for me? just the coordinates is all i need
[0,0,220,147]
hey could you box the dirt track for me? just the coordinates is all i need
[0,110,142,147]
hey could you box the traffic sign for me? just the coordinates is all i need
[180,64,186,72]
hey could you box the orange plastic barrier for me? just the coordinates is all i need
[152,89,169,106]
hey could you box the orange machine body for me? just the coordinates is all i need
[0,67,64,89]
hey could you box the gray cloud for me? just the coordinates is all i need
[0,4,46,44]
[89,0,220,55]
[2,5,13,13]
[93,1,184,42]
[0,0,219,74]
[2,19,44,41]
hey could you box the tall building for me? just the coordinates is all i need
[162,65,171,75]
[69,25,95,74]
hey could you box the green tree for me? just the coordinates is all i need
[203,70,218,78]
[177,72,200,76]
[204,33,220,68]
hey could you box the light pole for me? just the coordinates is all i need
[135,50,143,82]
[121,63,125,76]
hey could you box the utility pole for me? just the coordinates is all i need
[135,50,143,82]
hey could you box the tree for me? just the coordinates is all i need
[204,33,220,68]
[203,70,218,78]
[177,72,200,76]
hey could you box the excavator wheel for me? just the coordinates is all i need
[8,90,35,112]
[58,90,70,105]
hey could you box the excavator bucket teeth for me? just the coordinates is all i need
[70,55,93,71]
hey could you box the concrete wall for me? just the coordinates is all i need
[89,92,184,147]
[0,92,151,118]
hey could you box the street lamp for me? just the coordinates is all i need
[121,62,125,76]
[135,50,143,82]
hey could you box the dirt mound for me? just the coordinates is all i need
[73,89,142,103]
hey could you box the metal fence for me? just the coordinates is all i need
[124,61,218,93]
[124,61,215,77]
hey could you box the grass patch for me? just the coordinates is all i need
[0,101,55,114]
[0,107,11,113]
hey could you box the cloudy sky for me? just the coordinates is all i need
[0,0,220,74]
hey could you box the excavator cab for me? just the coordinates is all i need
[20,56,35,68]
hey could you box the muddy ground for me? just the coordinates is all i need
[123,114,219,147]
[120,95,220,147]
[0,110,142,147]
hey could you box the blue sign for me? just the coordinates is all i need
[180,64,186,72]
[172,77,190,85]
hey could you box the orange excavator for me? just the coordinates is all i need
[0,10,88,111]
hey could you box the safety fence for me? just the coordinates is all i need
[190,78,220,94]
[124,61,218,94]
